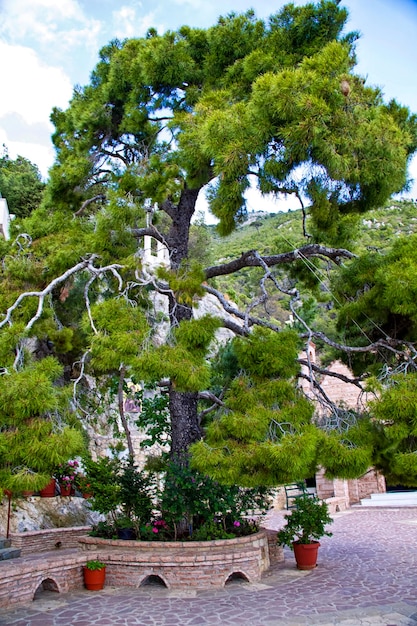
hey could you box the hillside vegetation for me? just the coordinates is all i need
[207,198,417,346]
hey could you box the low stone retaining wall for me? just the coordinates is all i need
[0,549,86,608]
[79,529,283,589]
[0,529,282,608]
[10,526,91,556]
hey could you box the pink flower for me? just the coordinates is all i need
[152,527,159,533]
[154,520,167,527]
[233,521,241,527]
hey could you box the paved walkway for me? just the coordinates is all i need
[1,507,416,626]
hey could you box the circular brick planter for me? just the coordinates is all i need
[79,530,282,589]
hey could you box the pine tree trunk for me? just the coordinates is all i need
[164,187,203,462]
[169,388,202,463]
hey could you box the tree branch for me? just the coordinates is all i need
[118,365,135,459]
[128,225,168,248]
[74,194,106,217]
[204,245,356,279]
[297,359,365,389]
[197,390,227,422]
[0,256,124,331]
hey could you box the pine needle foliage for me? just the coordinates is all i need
[368,374,417,486]
[1,1,417,492]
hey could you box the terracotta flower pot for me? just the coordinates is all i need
[83,566,106,590]
[293,541,320,570]
[59,483,74,496]
[39,479,56,498]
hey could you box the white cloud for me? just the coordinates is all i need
[0,127,55,179]
[0,0,102,55]
[113,7,137,39]
[112,6,159,39]
[0,42,73,177]
[0,43,73,125]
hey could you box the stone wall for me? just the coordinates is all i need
[0,529,283,608]
[10,526,91,556]
[0,493,100,534]
[0,550,86,608]
[79,530,282,589]
[316,467,386,511]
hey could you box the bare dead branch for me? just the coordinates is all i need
[198,390,226,407]
[203,284,279,333]
[197,390,227,422]
[72,350,91,413]
[128,225,169,247]
[0,256,124,331]
[297,359,365,389]
[309,331,417,364]
[204,245,356,280]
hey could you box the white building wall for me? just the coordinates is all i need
[0,198,10,240]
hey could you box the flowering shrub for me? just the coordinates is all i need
[86,457,273,542]
[54,459,79,488]
[140,519,173,541]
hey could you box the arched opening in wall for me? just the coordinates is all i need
[224,571,250,586]
[140,574,167,588]
[33,578,59,600]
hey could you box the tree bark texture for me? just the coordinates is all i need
[169,389,202,462]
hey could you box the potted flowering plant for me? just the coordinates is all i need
[77,475,93,498]
[54,459,79,496]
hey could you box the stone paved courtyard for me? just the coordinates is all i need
[0,507,416,625]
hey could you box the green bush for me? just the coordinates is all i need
[277,495,333,547]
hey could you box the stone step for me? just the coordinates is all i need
[0,538,11,550]
[0,547,21,561]
[360,491,417,507]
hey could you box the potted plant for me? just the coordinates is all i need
[54,459,79,496]
[277,494,333,570]
[39,478,56,497]
[76,475,93,498]
[83,560,106,590]
[115,515,137,540]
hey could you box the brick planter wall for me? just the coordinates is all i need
[0,529,282,608]
[10,526,91,556]
[79,530,281,589]
[0,550,86,608]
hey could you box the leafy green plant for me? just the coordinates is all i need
[133,383,171,450]
[160,462,272,540]
[192,520,235,541]
[89,521,116,539]
[277,495,333,547]
[85,560,106,570]
[54,459,80,488]
[83,455,156,534]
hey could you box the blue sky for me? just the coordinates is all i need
[0,0,417,211]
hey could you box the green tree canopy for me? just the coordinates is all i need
[0,146,45,218]
[1,1,417,491]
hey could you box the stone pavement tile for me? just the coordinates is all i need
[0,509,416,626]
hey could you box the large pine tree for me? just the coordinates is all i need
[1,1,417,491]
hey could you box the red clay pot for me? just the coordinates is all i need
[83,566,106,590]
[39,479,56,498]
[59,484,74,496]
[293,541,320,570]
